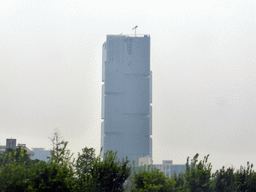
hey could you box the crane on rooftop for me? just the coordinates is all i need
[132,26,138,37]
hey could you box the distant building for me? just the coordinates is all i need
[138,157,186,177]
[138,156,152,166]
[0,145,5,153]
[17,143,34,158]
[0,139,34,158]
[154,160,186,178]
[0,138,17,153]
[32,148,51,162]
[6,138,16,149]
[101,34,152,164]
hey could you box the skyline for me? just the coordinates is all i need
[1,0,256,172]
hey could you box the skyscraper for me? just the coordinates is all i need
[101,34,152,164]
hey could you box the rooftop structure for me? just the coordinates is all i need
[6,138,16,149]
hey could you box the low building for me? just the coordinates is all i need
[0,139,34,158]
[138,157,186,177]
[0,145,5,153]
[153,160,186,178]
[32,148,51,162]
[17,143,35,158]
[0,138,17,153]
[138,156,152,166]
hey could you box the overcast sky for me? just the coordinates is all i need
[1,0,256,171]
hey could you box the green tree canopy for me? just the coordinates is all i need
[132,165,176,192]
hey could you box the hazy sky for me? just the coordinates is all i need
[1,0,256,171]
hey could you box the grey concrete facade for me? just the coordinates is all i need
[101,34,152,164]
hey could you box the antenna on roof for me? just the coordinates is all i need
[132,26,138,37]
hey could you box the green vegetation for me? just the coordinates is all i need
[1,137,256,192]
[0,134,131,192]
[131,166,176,192]
[130,154,256,192]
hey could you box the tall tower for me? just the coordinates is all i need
[101,34,152,164]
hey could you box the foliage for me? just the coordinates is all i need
[0,148,30,192]
[0,134,76,192]
[75,147,96,182]
[235,162,256,192]
[28,139,75,192]
[28,161,75,192]
[172,172,185,191]
[132,165,176,192]
[0,147,35,167]
[213,166,235,192]
[76,148,131,192]
[213,162,256,192]
[183,153,213,192]
[2,135,256,192]
[0,133,131,192]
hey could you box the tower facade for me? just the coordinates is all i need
[101,34,152,164]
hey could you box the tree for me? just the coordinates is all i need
[0,147,31,192]
[75,147,97,191]
[28,133,76,191]
[213,161,256,192]
[213,166,235,192]
[132,165,176,192]
[234,162,256,192]
[28,160,76,192]
[172,172,185,191]
[76,147,96,181]
[0,147,35,167]
[184,154,213,192]
[76,149,131,192]
[0,132,131,192]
